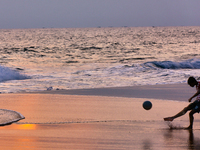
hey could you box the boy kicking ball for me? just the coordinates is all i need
[164,76,200,129]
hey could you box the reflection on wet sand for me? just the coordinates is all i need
[1,122,200,149]
[163,129,200,150]
[188,130,195,150]
[187,130,200,150]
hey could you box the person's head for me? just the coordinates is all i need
[187,76,198,87]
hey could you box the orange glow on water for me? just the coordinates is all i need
[9,124,37,130]
[17,124,37,130]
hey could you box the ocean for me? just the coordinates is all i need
[0,26,200,93]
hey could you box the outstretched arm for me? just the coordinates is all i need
[188,90,200,102]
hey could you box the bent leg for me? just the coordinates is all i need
[185,109,199,129]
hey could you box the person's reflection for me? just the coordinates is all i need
[163,129,200,150]
[187,129,200,150]
[188,130,194,149]
[142,139,152,150]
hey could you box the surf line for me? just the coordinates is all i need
[15,119,160,125]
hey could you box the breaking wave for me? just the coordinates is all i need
[0,65,30,82]
[143,59,200,69]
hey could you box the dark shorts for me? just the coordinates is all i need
[188,100,200,112]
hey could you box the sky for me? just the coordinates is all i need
[0,0,200,29]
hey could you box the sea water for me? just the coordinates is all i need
[0,26,200,93]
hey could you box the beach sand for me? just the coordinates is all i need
[1,84,200,149]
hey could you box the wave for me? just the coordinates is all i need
[0,65,30,82]
[143,59,200,69]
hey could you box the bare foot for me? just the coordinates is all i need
[164,117,174,121]
[184,126,192,130]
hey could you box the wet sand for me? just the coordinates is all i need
[1,84,200,149]
[34,83,194,101]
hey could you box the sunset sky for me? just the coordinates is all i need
[0,0,200,29]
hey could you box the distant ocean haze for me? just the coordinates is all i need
[0,26,200,93]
